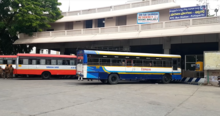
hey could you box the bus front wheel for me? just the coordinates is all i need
[108,74,119,84]
[162,74,172,84]
[42,72,51,79]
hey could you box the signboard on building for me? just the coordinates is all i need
[137,12,159,24]
[204,51,220,70]
[169,5,207,20]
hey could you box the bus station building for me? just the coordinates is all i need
[14,0,220,72]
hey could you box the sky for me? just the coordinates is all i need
[58,0,220,15]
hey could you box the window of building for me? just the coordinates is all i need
[116,16,127,26]
[97,19,105,27]
[65,22,73,30]
[85,20,93,28]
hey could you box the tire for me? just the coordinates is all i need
[108,74,119,84]
[100,79,108,84]
[42,72,51,79]
[162,74,172,84]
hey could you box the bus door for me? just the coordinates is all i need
[126,59,134,72]
[172,59,178,71]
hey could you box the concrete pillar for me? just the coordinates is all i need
[92,19,97,28]
[163,38,171,54]
[60,48,65,55]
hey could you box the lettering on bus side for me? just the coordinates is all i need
[71,67,76,69]
[141,68,151,71]
[46,66,59,69]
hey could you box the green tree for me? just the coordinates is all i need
[0,0,63,55]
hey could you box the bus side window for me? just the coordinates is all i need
[23,59,29,65]
[112,59,121,66]
[36,59,40,65]
[12,59,16,64]
[32,60,37,65]
[51,59,57,65]
[46,59,51,65]
[88,58,99,65]
[40,59,46,65]
[29,59,32,65]
[3,59,7,64]
[19,58,23,64]
[7,59,13,65]
[163,60,171,67]
[100,59,111,66]
[70,59,75,65]
[133,60,142,66]
[63,60,70,65]
[0,59,3,64]
[143,60,150,67]
[57,59,63,65]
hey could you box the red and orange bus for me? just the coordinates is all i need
[14,54,77,79]
[0,55,17,69]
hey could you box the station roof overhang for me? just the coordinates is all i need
[56,3,180,23]
[14,24,220,45]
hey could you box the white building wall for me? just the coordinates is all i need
[158,9,170,22]
[73,21,84,29]
[105,17,116,27]
[127,14,137,25]
[50,23,65,31]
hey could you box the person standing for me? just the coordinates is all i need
[9,65,14,78]
[0,66,3,78]
[4,64,10,79]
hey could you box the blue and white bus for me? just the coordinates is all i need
[77,50,181,84]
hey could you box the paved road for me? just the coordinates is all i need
[0,78,219,116]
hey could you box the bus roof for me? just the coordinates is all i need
[0,55,17,58]
[17,54,76,58]
[81,50,181,58]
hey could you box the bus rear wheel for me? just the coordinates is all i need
[162,74,172,84]
[42,72,51,79]
[100,79,108,84]
[108,74,119,84]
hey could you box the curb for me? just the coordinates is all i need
[172,77,205,84]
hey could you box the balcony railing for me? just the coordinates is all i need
[61,0,174,16]
[19,16,220,39]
